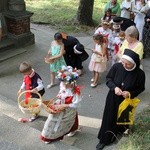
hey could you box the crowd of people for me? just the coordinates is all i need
[95,0,147,149]
[102,0,150,57]
[16,0,148,149]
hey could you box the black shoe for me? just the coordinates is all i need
[96,143,105,150]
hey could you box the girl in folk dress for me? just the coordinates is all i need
[45,33,66,89]
[89,34,107,88]
[41,66,81,143]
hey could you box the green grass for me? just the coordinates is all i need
[25,0,122,32]
[25,0,106,32]
[117,106,150,150]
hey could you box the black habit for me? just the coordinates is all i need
[113,17,136,31]
[98,62,145,145]
[62,36,81,69]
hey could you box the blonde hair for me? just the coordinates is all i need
[19,61,32,73]
[125,26,139,39]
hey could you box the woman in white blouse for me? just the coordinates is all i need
[133,0,149,41]
[121,0,132,19]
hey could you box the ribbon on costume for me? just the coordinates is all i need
[65,96,73,104]
[24,75,31,104]
[73,86,80,95]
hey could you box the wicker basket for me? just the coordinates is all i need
[18,90,42,115]
[42,97,60,114]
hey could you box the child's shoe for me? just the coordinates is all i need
[47,83,54,89]
[67,130,77,137]
[29,115,39,122]
[90,83,98,88]
[45,141,51,144]
[91,78,94,82]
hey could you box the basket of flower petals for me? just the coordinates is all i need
[18,90,42,115]
[42,98,61,114]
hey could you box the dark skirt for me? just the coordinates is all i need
[142,25,150,57]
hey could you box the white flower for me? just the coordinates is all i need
[72,72,78,78]
[66,76,71,81]
[67,66,73,72]
[62,65,67,71]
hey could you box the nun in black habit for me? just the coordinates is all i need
[113,16,135,31]
[96,49,145,150]
[60,33,89,75]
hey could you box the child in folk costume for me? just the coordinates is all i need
[95,20,112,38]
[45,33,66,89]
[89,34,107,88]
[112,31,125,65]
[18,62,45,122]
[107,24,120,63]
[41,66,81,143]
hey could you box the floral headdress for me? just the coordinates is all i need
[56,66,79,84]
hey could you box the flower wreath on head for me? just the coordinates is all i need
[56,66,79,84]
[56,66,80,95]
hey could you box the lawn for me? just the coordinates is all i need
[25,0,107,32]
[117,106,150,150]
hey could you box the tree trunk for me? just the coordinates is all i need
[76,0,94,26]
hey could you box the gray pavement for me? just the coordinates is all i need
[0,24,150,150]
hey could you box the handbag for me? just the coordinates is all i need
[95,54,105,63]
[117,94,140,125]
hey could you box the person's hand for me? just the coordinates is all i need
[115,87,123,96]
[92,49,96,53]
[44,57,49,63]
[17,89,22,96]
[48,51,51,55]
[44,57,54,64]
[56,104,67,111]
[146,18,150,22]
[122,91,130,98]
[31,88,38,93]
[56,94,61,99]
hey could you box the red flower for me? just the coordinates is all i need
[73,69,77,72]
[61,73,66,79]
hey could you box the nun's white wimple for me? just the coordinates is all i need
[73,45,82,54]
[122,55,135,64]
